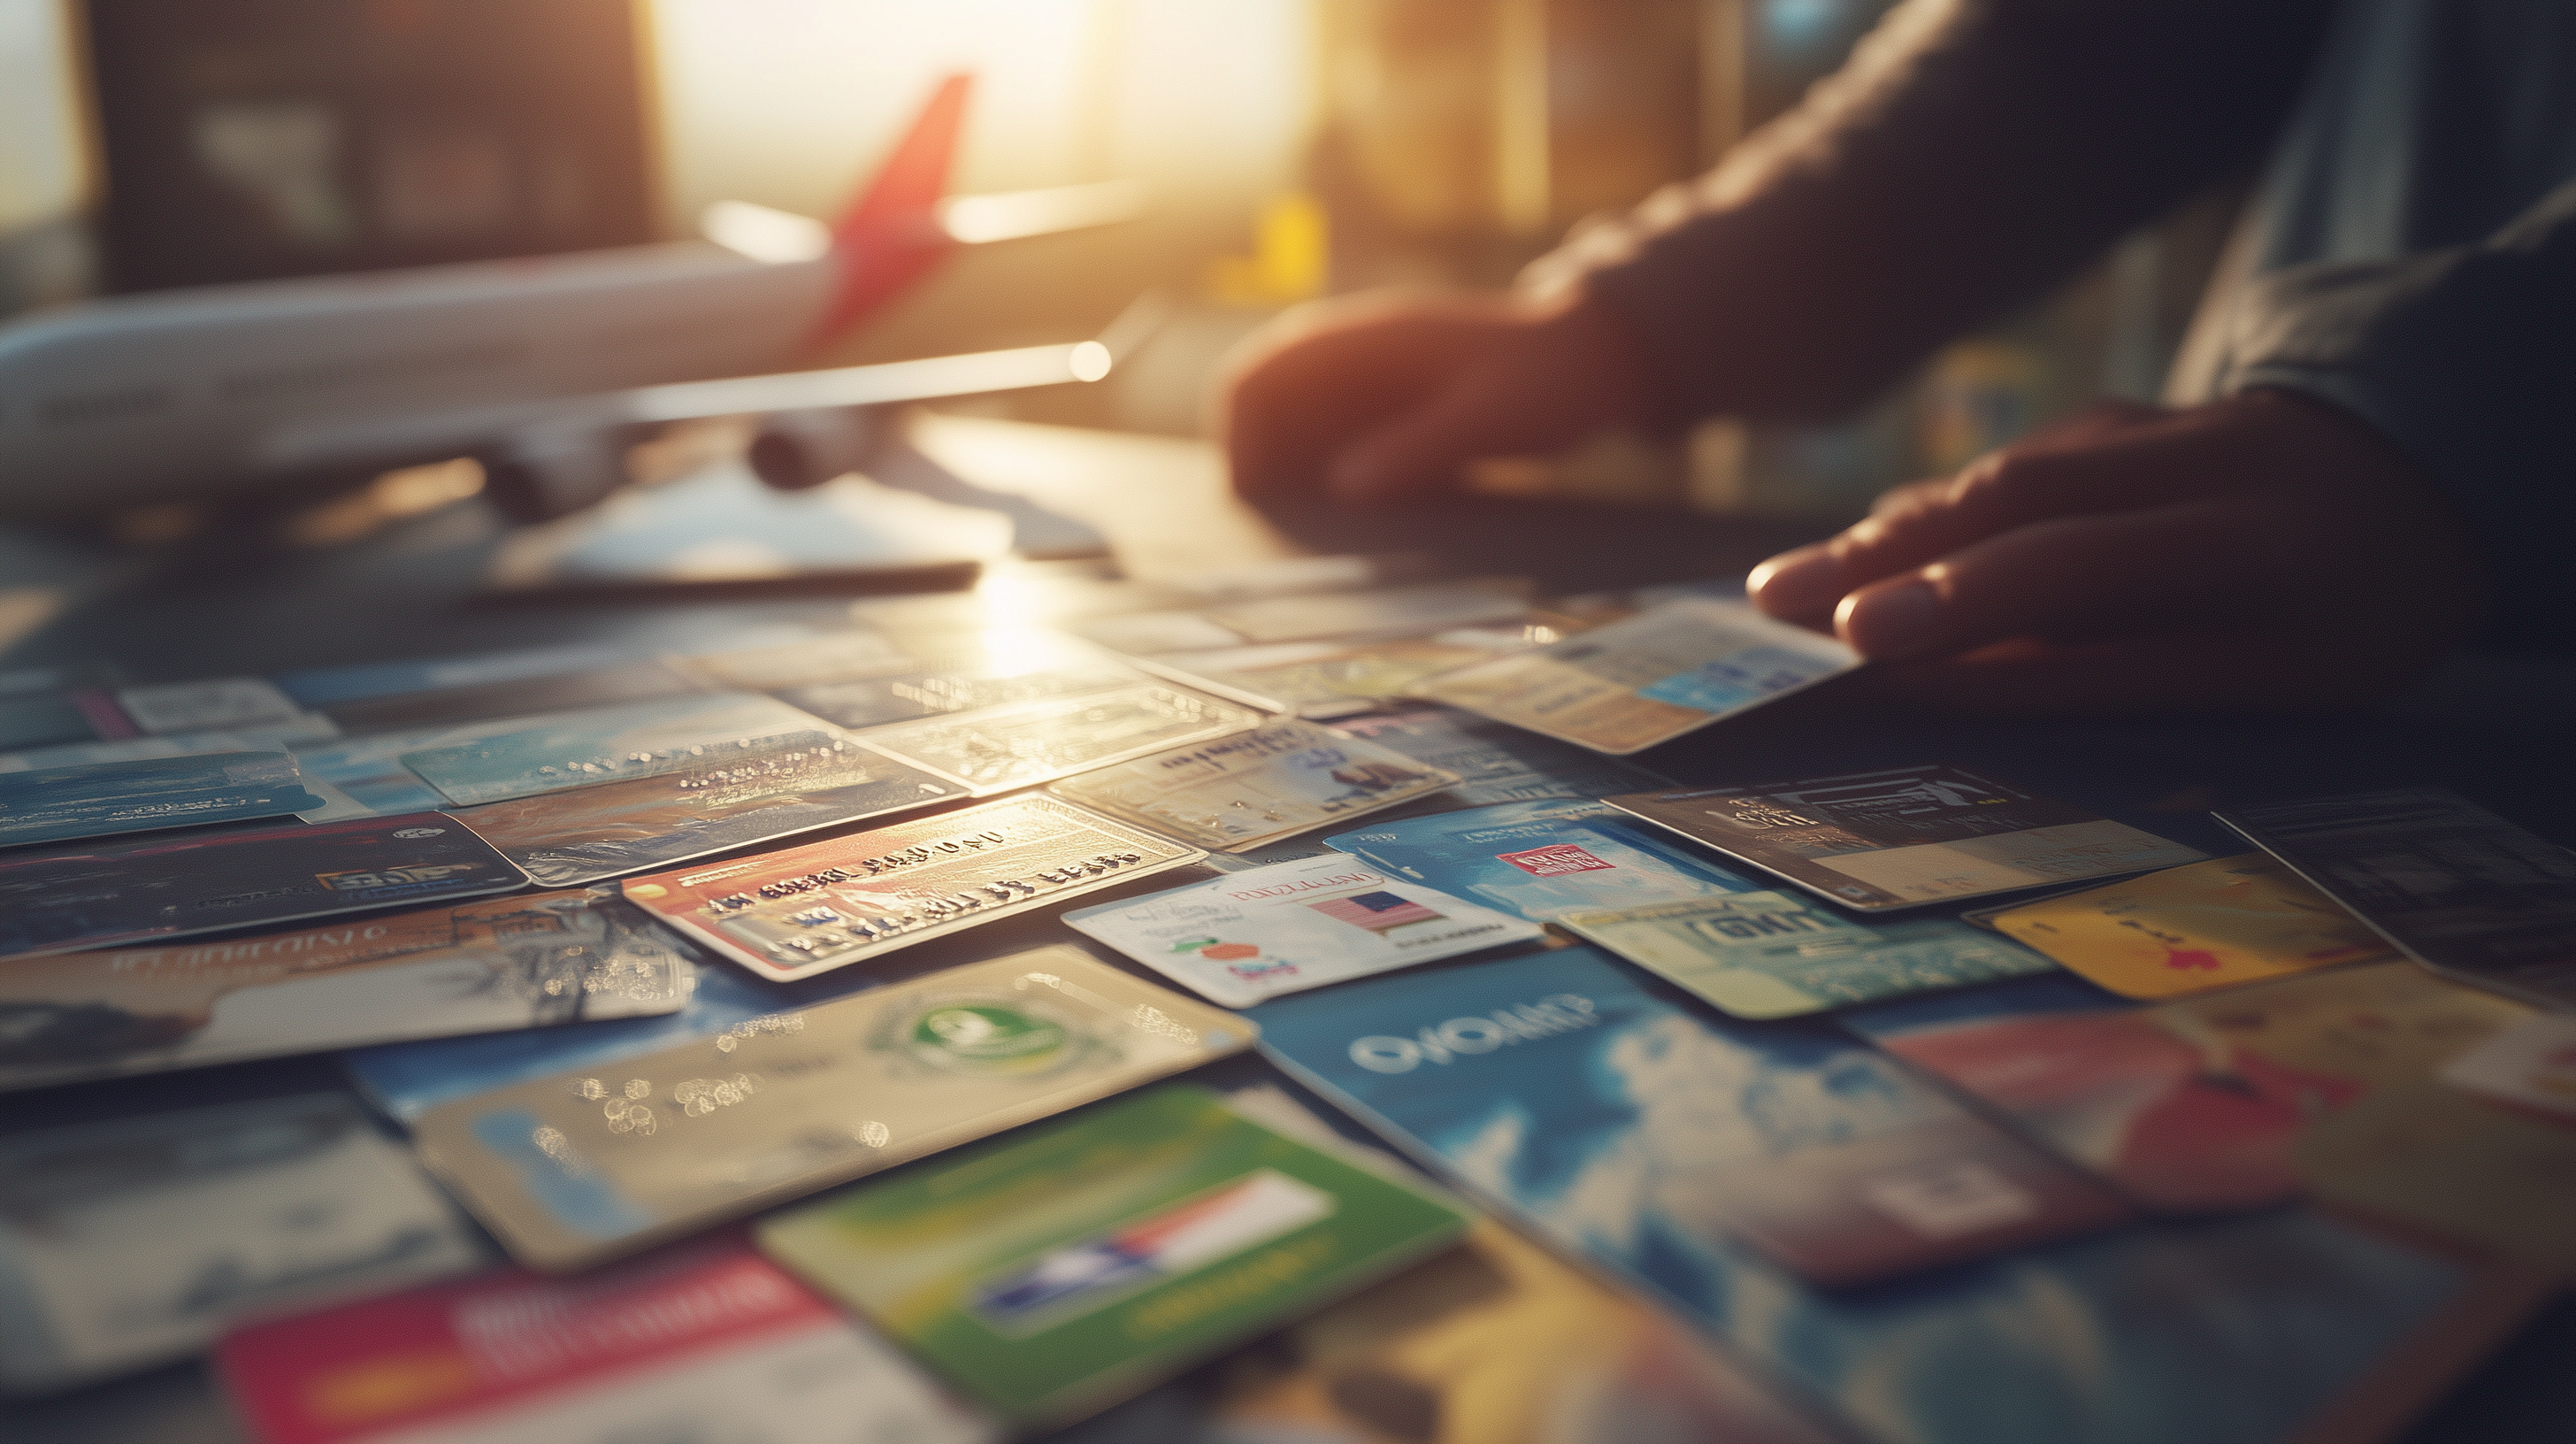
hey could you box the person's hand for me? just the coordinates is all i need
[1217,288,1651,507]
[1747,389,2496,713]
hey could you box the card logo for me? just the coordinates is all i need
[392,826,447,839]
[1348,993,1599,1073]
[901,1000,1072,1074]
[1497,844,1614,878]
[315,863,481,894]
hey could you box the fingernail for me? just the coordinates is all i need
[1748,545,1839,615]
[1839,578,1943,659]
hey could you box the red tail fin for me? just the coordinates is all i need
[809,73,972,352]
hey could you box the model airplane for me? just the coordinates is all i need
[0,74,1149,522]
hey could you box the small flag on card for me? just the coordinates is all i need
[1308,890,1443,932]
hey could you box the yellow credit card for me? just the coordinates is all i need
[1987,853,2396,999]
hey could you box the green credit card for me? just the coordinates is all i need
[757,1083,1468,1425]
[1558,888,2055,1018]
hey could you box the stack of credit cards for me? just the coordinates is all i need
[13,576,2570,1444]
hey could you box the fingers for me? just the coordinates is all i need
[1750,399,2279,624]
[1221,289,1649,508]
[1830,498,2288,660]
[1327,293,1654,505]
[1326,354,1576,504]
[1218,296,1518,505]
[1875,632,2381,716]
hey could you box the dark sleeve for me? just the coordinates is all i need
[2226,180,2576,650]
[1524,0,2340,425]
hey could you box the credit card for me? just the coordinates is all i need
[856,683,1263,796]
[323,658,706,735]
[2439,1013,2576,1118]
[116,677,304,734]
[1249,948,2540,1444]
[276,640,656,707]
[456,735,959,887]
[1078,581,1533,656]
[2215,787,2576,1010]
[1324,798,1756,922]
[0,691,104,752]
[0,750,323,848]
[412,947,1255,1271]
[0,887,691,1092]
[0,811,528,961]
[0,713,341,772]
[1412,599,1857,755]
[348,951,879,1125]
[756,1084,1467,1426]
[1558,889,2055,1019]
[1609,765,2206,911]
[2295,1078,2576,1273]
[288,726,456,814]
[1331,703,1662,805]
[218,1235,991,1444]
[1980,852,2398,999]
[620,794,1201,981]
[676,628,909,693]
[1201,580,1534,644]
[780,654,1146,731]
[1254,947,2128,1288]
[1050,719,1461,852]
[400,694,839,808]
[1195,1217,1837,1444]
[1137,634,1532,718]
[0,1094,484,1394]
[1840,960,2545,1217]
[271,626,824,706]
[1063,854,1544,1007]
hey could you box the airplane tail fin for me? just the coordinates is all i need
[809,73,973,351]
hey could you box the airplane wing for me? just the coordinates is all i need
[264,292,1168,522]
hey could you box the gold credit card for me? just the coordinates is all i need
[413,946,1256,1271]
[620,794,1203,981]
[1050,719,1461,852]
[1982,852,2397,998]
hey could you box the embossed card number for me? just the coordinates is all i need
[621,795,1204,980]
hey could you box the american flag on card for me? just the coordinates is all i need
[1308,889,1443,932]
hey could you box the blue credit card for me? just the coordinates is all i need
[275,641,651,707]
[1250,944,2128,1289]
[0,811,526,960]
[0,751,324,848]
[346,944,884,1121]
[1331,705,1662,807]
[272,624,826,706]
[292,727,469,815]
[395,695,838,808]
[1253,948,2494,1444]
[1324,798,1756,920]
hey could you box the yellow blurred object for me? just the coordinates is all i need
[1207,190,1330,305]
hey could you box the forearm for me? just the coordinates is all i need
[1530,0,2337,425]
[2227,180,2576,649]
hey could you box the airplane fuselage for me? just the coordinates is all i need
[0,242,831,516]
